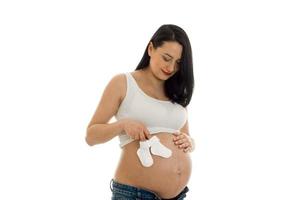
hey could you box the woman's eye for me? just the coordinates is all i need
[162,56,170,62]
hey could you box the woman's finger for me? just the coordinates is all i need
[144,128,151,140]
[179,142,189,149]
[139,132,145,141]
[184,146,191,153]
[174,138,187,145]
[134,133,140,140]
[173,133,184,141]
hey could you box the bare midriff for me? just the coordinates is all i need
[113,132,192,199]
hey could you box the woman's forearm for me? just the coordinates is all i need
[85,120,124,146]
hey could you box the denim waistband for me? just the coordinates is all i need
[110,179,189,200]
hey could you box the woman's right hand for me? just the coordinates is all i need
[120,119,151,141]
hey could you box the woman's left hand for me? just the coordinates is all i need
[173,132,193,153]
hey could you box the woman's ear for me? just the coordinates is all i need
[147,42,154,57]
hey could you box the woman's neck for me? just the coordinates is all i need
[140,68,165,91]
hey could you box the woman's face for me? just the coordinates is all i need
[148,41,182,80]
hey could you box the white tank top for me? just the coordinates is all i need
[115,72,188,148]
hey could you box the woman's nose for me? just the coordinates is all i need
[165,62,176,72]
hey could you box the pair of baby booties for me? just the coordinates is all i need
[137,135,172,167]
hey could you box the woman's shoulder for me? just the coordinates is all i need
[112,71,135,79]
[108,72,131,102]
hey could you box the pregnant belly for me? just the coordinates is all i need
[113,132,192,199]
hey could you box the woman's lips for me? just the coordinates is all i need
[162,69,172,76]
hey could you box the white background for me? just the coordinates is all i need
[1,0,299,199]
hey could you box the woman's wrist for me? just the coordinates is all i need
[117,118,128,133]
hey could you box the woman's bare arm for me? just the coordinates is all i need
[85,73,126,146]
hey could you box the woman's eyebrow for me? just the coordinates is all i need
[164,53,173,58]
[164,53,181,60]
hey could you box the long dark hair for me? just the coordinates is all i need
[135,24,194,107]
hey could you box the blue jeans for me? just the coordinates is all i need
[110,179,189,200]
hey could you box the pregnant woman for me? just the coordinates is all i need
[86,24,195,200]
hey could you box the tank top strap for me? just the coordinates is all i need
[125,72,136,88]
[121,72,137,104]
[125,72,140,96]
[124,72,132,90]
